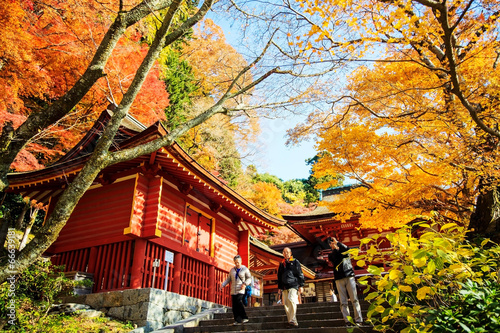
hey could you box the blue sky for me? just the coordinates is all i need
[207,12,315,181]
[251,117,316,181]
[206,12,318,181]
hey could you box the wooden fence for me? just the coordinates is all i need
[51,240,231,306]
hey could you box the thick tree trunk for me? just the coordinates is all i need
[469,179,500,243]
[0,0,215,285]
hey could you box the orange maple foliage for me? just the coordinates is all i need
[1,0,169,169]
[255,226,303,246]
[0,1,51,113]
[182,19,251,99]
[278,201,316,216]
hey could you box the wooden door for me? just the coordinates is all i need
[185,207,199,251]
[198,215,212,254]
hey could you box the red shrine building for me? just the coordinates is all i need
[6,109,286,307]
[270,187,395,303]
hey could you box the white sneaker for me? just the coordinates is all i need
[233,322,239,325]
[242,319,249,323]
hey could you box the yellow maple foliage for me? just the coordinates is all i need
[243,181,285,216]
[287,0,500,235]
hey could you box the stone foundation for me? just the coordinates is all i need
[63,288,225,332]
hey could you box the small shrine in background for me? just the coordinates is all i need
[269,186,396,304]
[248,235,316,306]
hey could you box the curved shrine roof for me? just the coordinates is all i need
[7,108,285,234]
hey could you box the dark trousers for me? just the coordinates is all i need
[231,293,247,322]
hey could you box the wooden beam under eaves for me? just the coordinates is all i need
[149,151,157,165]
[252,264,279,270]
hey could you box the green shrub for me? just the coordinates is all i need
[0,258,132,332]
[425,279,500,332]
[0,258,75,331]
[351,221,500,333]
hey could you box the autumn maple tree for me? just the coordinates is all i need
[283,0,500,240]
[0,0,171,170]
[0,0,339,284]
[0,0,235,282]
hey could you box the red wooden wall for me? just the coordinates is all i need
[48,172,249,307]
[157,181,184,244]
[213,217,239,271]
[50,178,136,252]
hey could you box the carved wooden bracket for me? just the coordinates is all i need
[96,173,116,185]
[179,183,193,195]
[232,216,243,225]
[140,163,161,178]
[209,202,222,213]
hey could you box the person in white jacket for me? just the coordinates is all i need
[221,255,252,325]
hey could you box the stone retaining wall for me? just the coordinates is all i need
[63,288,224,332]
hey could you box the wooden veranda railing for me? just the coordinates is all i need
[215,267,231,305]
[52,247,90,272]
[52,240,134,292]
[142,241,175,291]
[94,240,134,291]
[51,240,232,306]
[179,255,210,300]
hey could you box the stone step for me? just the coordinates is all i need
[212,309,368,323]
[187,327,373,333]
[215,303,369,319]
[198,315,370,328]
[246,301,371,311]
[205,312,357,326]
[232,301,370,311]
[185,320,373,333]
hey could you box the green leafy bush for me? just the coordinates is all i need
[0,258,75,331]
[351,221,500,333]
[426,279,500,332]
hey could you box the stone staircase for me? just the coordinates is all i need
[182,301,374,333]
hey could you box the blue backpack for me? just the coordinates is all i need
[237,270,252,306]
[243,285,252,306]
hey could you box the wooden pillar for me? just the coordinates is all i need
[238,229,250,267]
[172,252,183,294]
[208,265,215,303]
[130,239,147,289]
[87,246,98,273]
